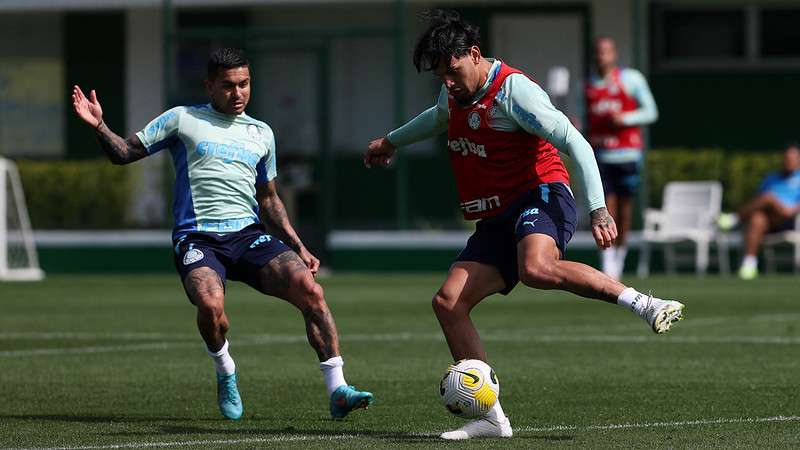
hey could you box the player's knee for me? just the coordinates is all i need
[520,262,560,290]
[432,290,460,317]
[291,271,326,309]
[195,292,225,322]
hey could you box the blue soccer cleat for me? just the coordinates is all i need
[330,385,373,419]
[216,372,243,420]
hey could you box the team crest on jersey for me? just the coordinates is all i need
[183,248,204,266]
[487,105,499,119]
[247,124,264,140]
[468,111,481,130]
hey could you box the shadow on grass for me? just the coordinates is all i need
[1,414,198,423]
[103,425,444,443]
[3,415,575,444]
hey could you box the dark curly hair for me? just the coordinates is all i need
[207,48,249,80]
[412,10,481,73]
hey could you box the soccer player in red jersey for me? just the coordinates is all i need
[586,37,659,279]
[365,11,683,440]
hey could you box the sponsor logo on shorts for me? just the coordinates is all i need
[515,208,540,229]
[460,195,500,213]
[183,248,204,266]
[249,234,272,249]
[522,219,538,228]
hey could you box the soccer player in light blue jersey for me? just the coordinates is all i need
[71,48,372,421]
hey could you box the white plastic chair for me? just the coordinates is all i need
[637,181,729,277]
[763,215,800,273]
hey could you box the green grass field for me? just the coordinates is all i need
[1,274,798,449]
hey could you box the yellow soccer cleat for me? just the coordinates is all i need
[639,295,685,334]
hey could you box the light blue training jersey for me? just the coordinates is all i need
[760,170,800,209]
[136,104,277,241]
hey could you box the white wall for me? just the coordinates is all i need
[126,8,166,226]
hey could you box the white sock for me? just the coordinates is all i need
[601,247,617,275]
[615,245,628,276]
[741,255,758,270]
[617,287,648,315]
[486,400,508,423]
[319,356,347,396]
[207,340,236,376]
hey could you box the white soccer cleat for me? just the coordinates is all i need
[440,416,513,440]
[640,295,685,334]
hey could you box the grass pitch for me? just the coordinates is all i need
[1,273,798,449]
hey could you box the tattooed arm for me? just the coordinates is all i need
[590,207,618,249]
[256,181,320,273]
[71,85,148,165]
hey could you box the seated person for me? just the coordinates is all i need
[733,143,800,279]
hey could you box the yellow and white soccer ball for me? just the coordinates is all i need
[439,359,499,419]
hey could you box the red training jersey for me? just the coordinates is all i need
[585,68,642,150]
[447,62,570,220]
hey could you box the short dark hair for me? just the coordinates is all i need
[412,10,481,73]
[786,141,800,150]
[207,48,249,80]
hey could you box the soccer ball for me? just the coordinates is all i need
[439,359,500,419]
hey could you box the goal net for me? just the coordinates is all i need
[0,158,44,281]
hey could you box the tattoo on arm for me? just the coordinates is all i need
[95,123,149,165]
[257,182,304,250]
[591,207,615,228]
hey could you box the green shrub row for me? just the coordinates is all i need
[16,159,133,229]
[645,148,782,211]
[11,149,783,229]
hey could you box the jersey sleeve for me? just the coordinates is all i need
[620,69,658,126]
[386,85,449,147]
[135,106,182,155]
[256,126,278,183]
[498,74,606,212]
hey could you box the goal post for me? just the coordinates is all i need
[0,158,44,281]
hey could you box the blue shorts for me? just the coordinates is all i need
[456,183,577,295]
[598,160,641,197]
[173,223,292,288]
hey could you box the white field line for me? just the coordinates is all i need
[515,414,800,433]
[3,312,798,342]
[11,415,800,450]
[3,332,800,357]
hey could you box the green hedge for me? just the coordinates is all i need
[646,148,782,211]
[16,159,133,229]
[11,149,783,229]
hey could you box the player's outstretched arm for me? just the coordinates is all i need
[364,137,397,168]
[590,207,617,249]
[256,181,320,274]
[71,85,148,165]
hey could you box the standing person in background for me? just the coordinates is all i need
[586,36,658,280]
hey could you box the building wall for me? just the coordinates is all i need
[0,13,64,158]
[126,8,167,226]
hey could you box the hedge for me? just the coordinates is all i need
[645,148,782,211]
[12,148,784,229]
[16,159,133,229]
